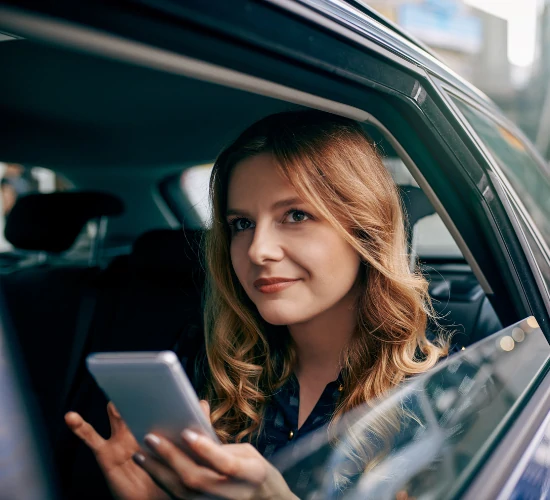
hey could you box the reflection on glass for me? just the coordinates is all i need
[272,318,550,500]
[451,99,550,254]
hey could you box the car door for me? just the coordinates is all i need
[271,317,550,499]
[435,89,550,500]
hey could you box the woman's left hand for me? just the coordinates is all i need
[135,430,298,500]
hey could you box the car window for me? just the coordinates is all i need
[450,99,550,253]
[384,157,463,259]
[506,192,550,301]
[272,318,550,499]
[180,159,463,259]
[180,164,213,226]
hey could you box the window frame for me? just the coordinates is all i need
[441,88,550,318]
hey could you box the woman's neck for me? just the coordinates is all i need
[289,296,356,381]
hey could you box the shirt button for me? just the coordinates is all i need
[288,429,295,440]
[338,384,344,392]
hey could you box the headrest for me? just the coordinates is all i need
[398,185,436,228]
[5,191,124,253]
[130,229,203,281]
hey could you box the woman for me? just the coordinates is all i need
[65,110,447,499]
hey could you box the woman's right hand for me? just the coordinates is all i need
[64,402,172,500]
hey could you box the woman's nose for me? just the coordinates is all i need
[247,223,284,265]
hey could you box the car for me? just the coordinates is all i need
[0,0,549,498]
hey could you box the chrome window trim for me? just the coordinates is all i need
[263,0,421,74]
[0,4,490,293]
[340,0,439,59]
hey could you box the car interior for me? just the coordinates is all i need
[0,36,504,498]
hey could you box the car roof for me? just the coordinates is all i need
[0,0,497,114]
[112,0,499,112]
[264,0,497,110]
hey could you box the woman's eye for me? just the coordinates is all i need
[284,209,310,224]
[229,218,254,233]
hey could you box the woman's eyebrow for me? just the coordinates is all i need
[271,196,304,210]
[226,197,304,217]
[226,207,250,217]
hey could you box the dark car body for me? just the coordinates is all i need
[0,1,549,498]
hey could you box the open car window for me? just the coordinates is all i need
[271,318,550,499]
[383,156,463,259]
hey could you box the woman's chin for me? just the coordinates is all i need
[256,306,305,326]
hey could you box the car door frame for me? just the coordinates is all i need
[422,82,550,499]
[435,83,550,320]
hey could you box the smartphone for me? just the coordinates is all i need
[86,351,218,449]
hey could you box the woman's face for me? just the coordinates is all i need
[227,153,361,326]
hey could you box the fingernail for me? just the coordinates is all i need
[132,453,146,465]
[144,433,161,448]
[182,429,199,443]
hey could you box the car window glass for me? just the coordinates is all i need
[180,164,214,226]
[507,192,550,300]
[179,159,463,259]
[450,98,550,252]
[272,318,550,499]
[384,157,463,259]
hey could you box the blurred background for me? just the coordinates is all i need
[366,0,550,161]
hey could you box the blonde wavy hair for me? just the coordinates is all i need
[201,110,448,445]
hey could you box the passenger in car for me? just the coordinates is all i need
[65,110,449,499]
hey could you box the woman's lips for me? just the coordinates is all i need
[255,279,300,294]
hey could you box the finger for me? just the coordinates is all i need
[65,411,105,452]
[145,434,258,499]
[106,402,125,434]
[133,452,197,499]
[181,433,266,486]
[144,434,225,493]
[199,400,211,422]
[396,491,414,500]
